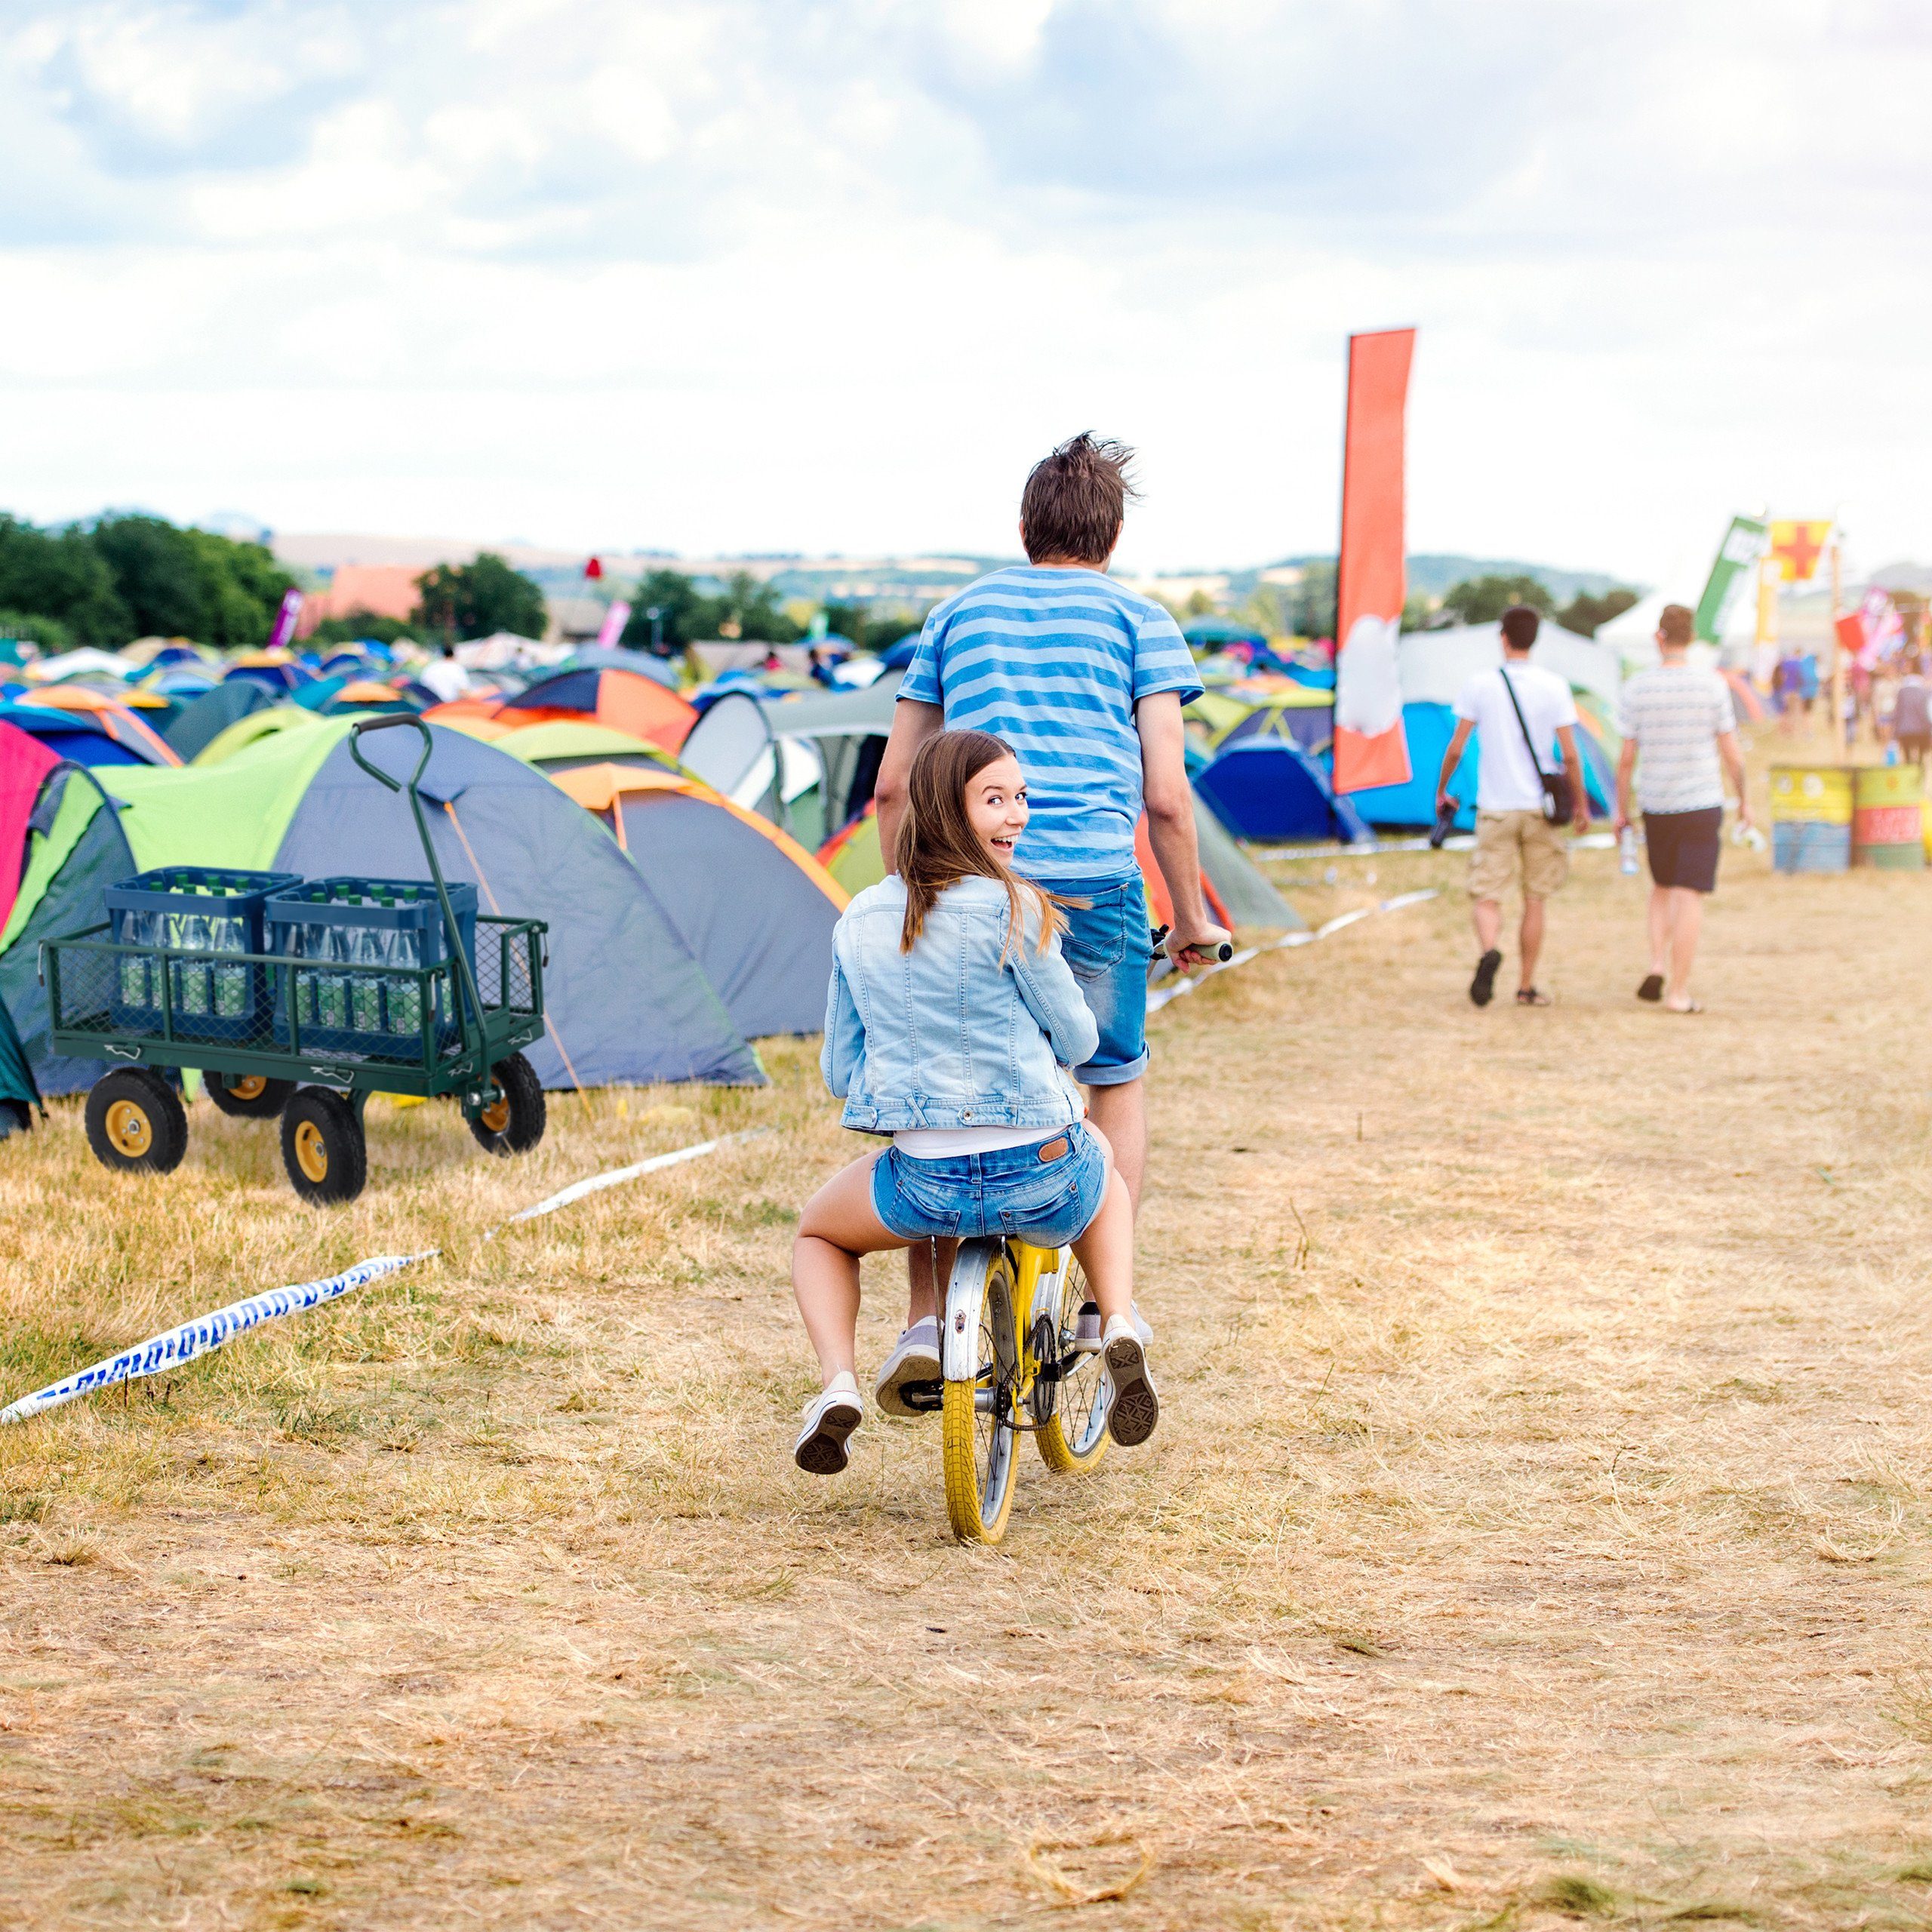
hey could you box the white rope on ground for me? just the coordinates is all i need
[1146,889,1439,1014]
[0,1127,768,1427]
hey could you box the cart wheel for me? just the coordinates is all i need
[206,1074,297,1120]
[85,1068,188,1176]
[468,1052,546,1156]
[281,1088,368,1205]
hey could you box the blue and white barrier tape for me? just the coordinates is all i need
[0,1127,765,1427]
[1147,889,1438,1014]
[0,1252,431,1426]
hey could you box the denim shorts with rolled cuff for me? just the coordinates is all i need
[871,1124,1110,1247]
[1044,872,1151,1088]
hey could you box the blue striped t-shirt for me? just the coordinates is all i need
[900,565,1202,883]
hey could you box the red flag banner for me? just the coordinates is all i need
[1333,327,1416,794]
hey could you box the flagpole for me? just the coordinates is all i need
[1829,538,1844,757]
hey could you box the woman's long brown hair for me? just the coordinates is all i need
[894,730,1063,957]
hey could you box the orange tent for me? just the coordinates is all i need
[19,688,180,765]
[493,666,697,752]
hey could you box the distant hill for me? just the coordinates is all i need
[1227,554,1637,603]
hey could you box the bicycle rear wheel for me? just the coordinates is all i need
[942,1245,1020,1543]
[1036,1253,1110,1475]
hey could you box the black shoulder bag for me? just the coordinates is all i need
[1498,666,1571,824]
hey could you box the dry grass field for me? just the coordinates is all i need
[7,733,1932,1930]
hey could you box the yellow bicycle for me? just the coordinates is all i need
[934,1235,1112,1543]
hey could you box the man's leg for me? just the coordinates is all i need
[1518,895,1546,990]
[1472,897,1502,955]
[1647,884,1673,977]
[1084,1077,1147,1214]
[1663,888,1704,1008]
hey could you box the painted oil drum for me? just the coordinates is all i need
[1852,764,1926,869]
[1769,765,1854,826]
[1771,820,1851,873]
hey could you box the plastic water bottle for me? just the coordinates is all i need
[316,921,349,1031]
[175,909,212,1016]
[212,891,248,1022]
[1619,826,1640,875]
[350,917,385,1035]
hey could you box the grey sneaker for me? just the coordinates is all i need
[872,1318,941,1418]
[794,1373,863,1474]
[1103,1316,1159,1447]
[1072,1302,1103,1354]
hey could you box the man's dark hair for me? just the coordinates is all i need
[1658,603,1694,646]
[1020,432,1139,565]
[1500,605,1540,651]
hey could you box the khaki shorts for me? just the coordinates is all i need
[1469,809,1568,901]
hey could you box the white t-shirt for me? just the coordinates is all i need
[418,657,470,703]
[1453,661,1580,813]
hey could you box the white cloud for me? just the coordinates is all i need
[2,0,1930,580]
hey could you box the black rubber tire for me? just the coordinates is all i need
[85,1067,189,1175]
[280,1088,368,1205]
[467,1052,546,1157]
[205,1074,297,1120]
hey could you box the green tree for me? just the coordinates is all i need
[1556,587,1639,638]
[87,514,294,646]
[414,552,546,642]
[183,527,295,647]
[821,602,927,652]
[716,570,801,644]
[0,515,129,646]
[1292,560,1338,641]
[620,569,716,651]
[1438,573,1555,627]
[308,611,416,648]
[0,611,73,652]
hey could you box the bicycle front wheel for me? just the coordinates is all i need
[1037,1252,1111,1475]
[942,1245,1020,1543]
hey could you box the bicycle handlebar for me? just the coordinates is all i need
[1150,924,1234,964]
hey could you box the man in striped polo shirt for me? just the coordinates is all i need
[868,434,1229,1408]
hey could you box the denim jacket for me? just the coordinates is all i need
[821,875,1099,1134]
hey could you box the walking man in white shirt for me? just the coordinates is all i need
[1612,602,1752,1014]
[1435,605,1592,1008]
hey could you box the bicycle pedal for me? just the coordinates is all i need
[898,1380,943,1414]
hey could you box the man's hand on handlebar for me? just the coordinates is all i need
[1161,919,1234,971]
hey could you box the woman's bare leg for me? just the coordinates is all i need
[793,1153,909,1385]
[1069,1127,1134,1326]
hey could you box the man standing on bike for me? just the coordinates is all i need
[869,432,1229,1414]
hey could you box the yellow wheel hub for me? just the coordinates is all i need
[104,1099,152,1158]
[293,1118,330,1183]
[229,1075,266,1101]
[478,1090,510,1134]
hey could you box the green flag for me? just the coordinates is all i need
[1694,514,1767,644]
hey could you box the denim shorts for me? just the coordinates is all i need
[872,1125,1110,1246]
[1047,872,1150,1087]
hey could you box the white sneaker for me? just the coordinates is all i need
[873,1318,942,1418]
[794,1372,863,1475]
[1074,1302,1149,1355]
[1102,1316,1159,1447]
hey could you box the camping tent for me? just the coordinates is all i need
[194,706,331,765]
[0,701,174,768]
[1196,741,1372,843]
[1345,702,1478,830]
[0,720,765,1094]
[551,764,846,1037]
[484,721,683,777]
[491,665,697,752]
[163,680,278,761]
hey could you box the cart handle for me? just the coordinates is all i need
[348,712,432,793]
[346,714,490,1061]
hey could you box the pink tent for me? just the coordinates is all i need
[0,719,60,932]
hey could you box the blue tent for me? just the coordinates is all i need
[1344,702,1617,831]
[1346,703,1476,831]
[1196,740,1372,843]
[163,680,278,761]
[0,705,164,768]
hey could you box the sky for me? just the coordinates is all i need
[3,0,1930,590]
